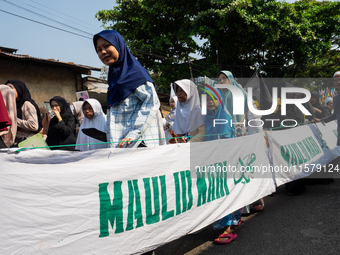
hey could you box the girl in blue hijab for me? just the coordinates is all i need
[216,70,263,137]
[93,30,163,148]
[93,30,153,107]
[203,87,239,244]
[204,87,236,141]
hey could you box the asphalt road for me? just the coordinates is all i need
[155,178,340,255]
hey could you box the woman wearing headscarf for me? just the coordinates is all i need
[216,71,262,136]
[75,99,107,151]
[172,79,206,143]
[0,85,17,148]
[204,87,235,140]
[46,96,77,150]
[202,86,239,244]
[5,79,42,142]
[93,30,164,148]
[72,101,84,137]
[216,71,265,212]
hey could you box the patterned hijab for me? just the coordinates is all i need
[216,71,248,123]
[204,87,235,141]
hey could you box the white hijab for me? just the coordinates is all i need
[75,99,107,151]
[172,79,205,134]
[165,96,178,122]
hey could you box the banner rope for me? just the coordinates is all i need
[5,121,309,153]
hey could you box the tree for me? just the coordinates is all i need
[95,0,340,90]
[96,0,198,92]
[194,0,340,77]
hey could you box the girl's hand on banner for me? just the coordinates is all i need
[179,137,187,143]
[311,118,321,123]
[118,138,133,148]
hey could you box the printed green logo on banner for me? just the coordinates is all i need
[234,153,256,184]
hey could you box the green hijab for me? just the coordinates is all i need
[216,71,248,123]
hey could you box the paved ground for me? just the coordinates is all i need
[155,178,340,255]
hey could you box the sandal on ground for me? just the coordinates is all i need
[237,218,242,227]
[214,233,237,244]
[254,198,265,211]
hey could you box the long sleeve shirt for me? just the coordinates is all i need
[17,101,39,138]
[106,81,160,148]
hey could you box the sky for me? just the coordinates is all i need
[0,0,116,77]
[0,0,312,78]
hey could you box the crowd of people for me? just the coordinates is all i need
[0,81,108,151]
[0,30,339,249]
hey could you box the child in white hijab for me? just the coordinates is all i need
[163,95,178,144]
[75,99,107,151]
[165,96,178,123]
[172,79,206,143]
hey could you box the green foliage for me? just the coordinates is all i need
[194,0,340,77]
[95,0,340,90]
[96,0,198,89]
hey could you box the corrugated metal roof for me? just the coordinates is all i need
[84,80,108,94]
[0,50,101,72]
[0,46,18,54]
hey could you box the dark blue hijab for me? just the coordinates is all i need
[93,30,153,108]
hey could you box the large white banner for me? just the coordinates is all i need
[0,132,275,255]
[314,121,340,156]
[268,121,340,187]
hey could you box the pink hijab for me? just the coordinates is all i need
[0,85,17,147]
